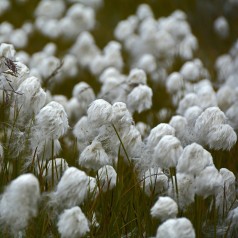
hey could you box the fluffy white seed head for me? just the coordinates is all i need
[73,82,95,108]
[97,165,117,191]
[168,173,195,210]
[87,99,112,127]
[151,196,178,221]
[32,101,69,146]
[35,0,65,19]
[57,206,89,238]
[141,168,168,196]
[70,31,100,67]
[166,72,184,94]
[226,102,238,130]
[156,218,195,238]
[111,102,133,126]
[127,68,147,85]
[0,174,40,234]
[127,84,153,113]
[15,76,46,123]
[52,167,89,208]
[136,54,157,73]
[136,4,153,20]
[79,140,111,171]
[195,166,223,198]
[180,61,201,82]
[177,93,199,115]
[206,124,237,150]
[214,16,229,39]
[169,115,188,146]
[177,143,213,176]
[153,135,183,169]
[0,43,16,59]
[146,123,175,151]
[216,85,236,111]
[194,107,228,145]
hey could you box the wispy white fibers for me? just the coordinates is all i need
[206,124,237,150]
[141,168,168,196]
[57,206,89,238]
[127,68,147,85]
[216,85,236,111]
[127,84,153,113]
[31,101,69,159]
[97,165,117,191]
[146,123,175,152]
[70,31,100,68]
[73,116,98,152]
[79,139,111,171]
[227,206,238,235]
[156,218,195,238]
[151,196,178,221]
[153,135,183,169]
[169,115,188,146]
[168,173,195,210]
[15,76,46,124]
[0,174,40,235]
[216,168,236,215]
[176,93,199,115]
[194,166,223,198]
[195,107,237,150]
[177,143,213,176]
[87,99,112,127]
[0,143,3,159]
[51,167,89,209]
[72,82,95,109]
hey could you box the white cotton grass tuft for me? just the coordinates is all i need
[177,143,213,176]
[97,165,117,191]
[31,101,69,159]
[169,115,188,146]
[194,166,223,198]
[206,124,237,150]
[176,93,199,115]
[156,217,195,238]
[216,168,236,214]
[194,106,237,150]
[0,174,40,235]
[72,82,95,108]
[14,76,46,123]
[168,173,195,210]
[141,167,168,196]
[57,206,89,238]
[216,85,236,111]
[0,43,16,59]
[111,102,133,126]
[153,135,183,169]
[87,99,112,127]
[127,68,147,85]
[214,16,229,39]
[146,123,175,152]
[51,167,89,209]
[151,196,178,221]
[127,84,153,113]
[0,143,4,159]
[79,140,111,171]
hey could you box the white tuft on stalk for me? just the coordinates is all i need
[97,165,117,191]
[156,217,195,238]
[0,174,40,235]
[57,206,89,238]
[151,196,178,221]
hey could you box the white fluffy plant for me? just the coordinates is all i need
[50,167,90,209]
[194,107,237,150]
[0,174,40,236]
[30,101,69,163]
[57,206,90,238]
[97,165,117,191]
[151,196,178,221]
